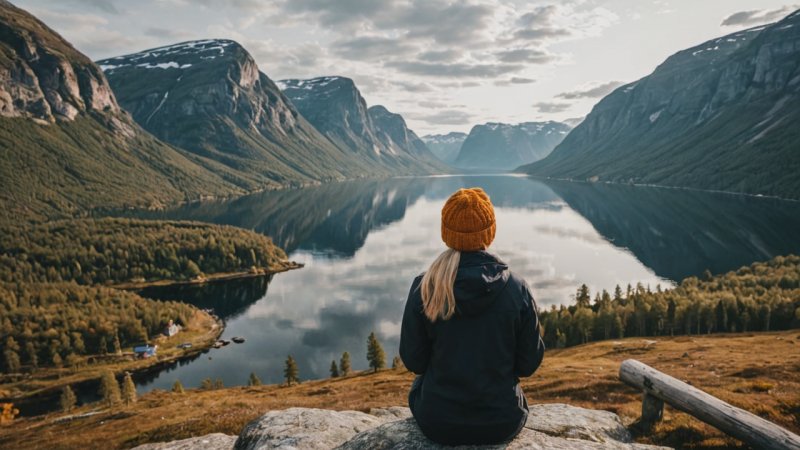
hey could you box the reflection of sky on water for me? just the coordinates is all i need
[136,176,670,391]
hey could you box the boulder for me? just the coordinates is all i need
[132,433,237,450]
[142,405,673,450]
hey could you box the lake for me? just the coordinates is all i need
[127,175,800,392]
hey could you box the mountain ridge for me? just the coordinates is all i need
[455,121,571,170]
[519,11,800,199]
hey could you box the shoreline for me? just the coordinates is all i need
[111,261,304,290]
[0,310,225,408]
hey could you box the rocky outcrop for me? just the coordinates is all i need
[0,0,119,123]
[455,122,571,170]
[521,9,800,199]
[133,433,237,450]
[136,404,672,449]
[368,105,435,160]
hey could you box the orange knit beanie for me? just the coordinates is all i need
[441,187,496,251]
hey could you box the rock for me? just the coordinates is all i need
[234,407,390,450]
[338,417,671,449]
[132,433,237,450]
[232,405,672,450]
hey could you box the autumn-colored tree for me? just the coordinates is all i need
[172,380,185,394]
[248,372,262,386]
[339,352,351,376]
[121,372,137,405]
[99,370,121,407]
[60,386,77,412]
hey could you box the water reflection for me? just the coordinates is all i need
[545,180,800,280]
[127,175,800,390]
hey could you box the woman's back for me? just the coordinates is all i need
[399,188,545,446]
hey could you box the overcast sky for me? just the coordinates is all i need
[14,0,799,135]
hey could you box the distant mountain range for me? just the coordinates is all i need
[455,121,572,170]
[520,10,800,199]
[277,77,443,172]
[0,1,245,222]
[421,132,468,164]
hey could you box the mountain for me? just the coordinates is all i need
[421,132,467,164]
[277,76,444,173]
[454,121,571,170]
[97,40,386,188]
[520,11,800,199]
[0,1,243,222]
[367,105,436,160]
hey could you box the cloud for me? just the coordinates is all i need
[143,26,193,40]
[331,35,417,60]
[407,109,474,125]
[495,48,556,64]
[556,80,625,99]
[387,61,524,78]
[532,101,571,113]
[66,0,121,14]
[720,6,798,27]
[418,49,463,62]
[510,77,536,84]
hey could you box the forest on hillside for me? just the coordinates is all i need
[0,282,197,373]
[0,218,288,285]
[540,255,800,349]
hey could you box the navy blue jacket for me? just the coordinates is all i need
[400,251,545,445]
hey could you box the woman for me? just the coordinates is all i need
[400,187,545,446]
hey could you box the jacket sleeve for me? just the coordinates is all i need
[400,276,431,375]
[514,281,545,378]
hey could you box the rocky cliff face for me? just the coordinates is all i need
[0,2,243,221]
[133,405,671,449]
[368,105,435,159]
[278,76,444,173]
[455,121,571,170]
[0,0,118,123]
[98,40,377,187]
[421,132,467,164]
[521,10,800,199]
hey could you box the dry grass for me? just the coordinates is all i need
[1,331,798,450]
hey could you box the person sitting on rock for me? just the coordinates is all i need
[400,187,545,446]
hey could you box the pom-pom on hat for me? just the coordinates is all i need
[441,187,496,251]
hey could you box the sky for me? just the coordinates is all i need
[13,0,799,135]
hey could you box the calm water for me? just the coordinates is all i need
[125,175,800,391]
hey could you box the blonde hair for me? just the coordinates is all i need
[420,249,461,322]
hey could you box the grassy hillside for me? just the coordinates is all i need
[0,331,797,449]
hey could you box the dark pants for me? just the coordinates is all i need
[408,375,528,446]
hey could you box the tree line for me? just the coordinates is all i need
[1,282,197,372]
[539,255,800,349]
[0,218,287,286]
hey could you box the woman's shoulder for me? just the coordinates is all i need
[502,270,536,304]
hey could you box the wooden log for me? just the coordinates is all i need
[619,359,800,450]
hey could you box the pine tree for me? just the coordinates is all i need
[99,370,121,407]
[201,378,213,390]
[113,333,122,356]
[330,360,339,378]
[214,378,224,389]
[248,372,262,386]
[60,386,76,412]
[392,356,403,370]
[99,336,108,355]
[3,349,20,373]
[339,352,351,376]
[367,332,385,373]
[172,380,185,394]
[576,285,591,309]
[284,355,299,386]
[121,372,137,405]
[25,341,38,368]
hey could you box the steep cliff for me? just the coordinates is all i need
[98,40,375,187]
[278,76,444,173]
[455,121,571,170]
[421,132,467,164]
[521,10,800,198]
[0,1,243,221]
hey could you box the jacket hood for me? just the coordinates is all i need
[453,251,509,316]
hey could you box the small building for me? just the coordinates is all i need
[133,344,157,358]
[164,319,181,337]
